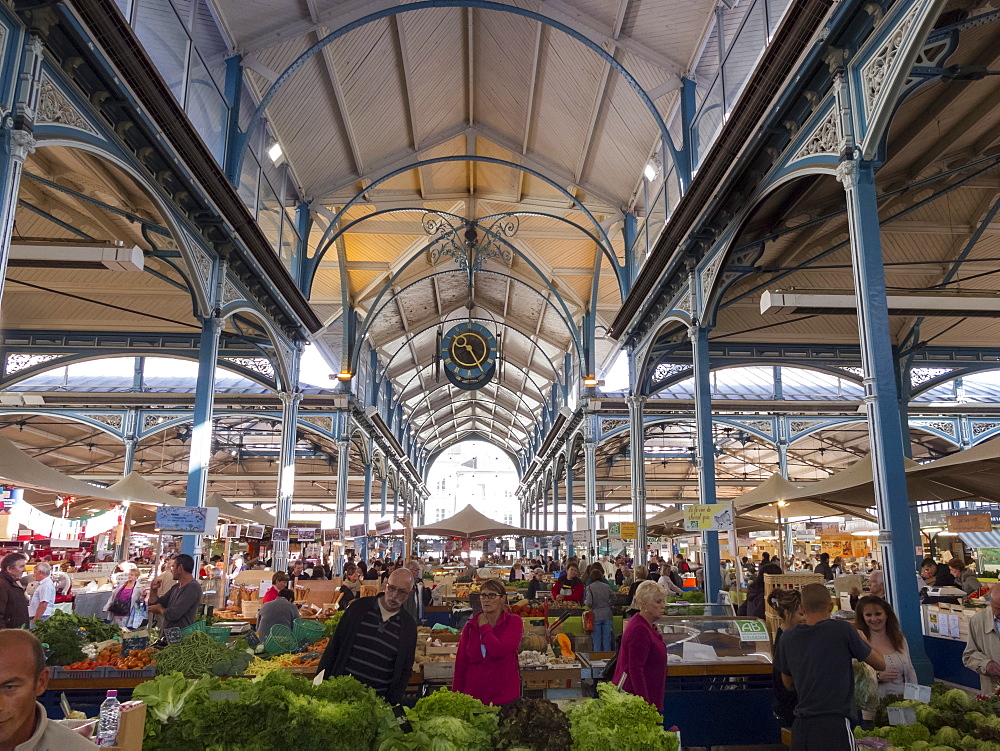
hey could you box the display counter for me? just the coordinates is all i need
[921,602,983,689]
[655,615,780,747]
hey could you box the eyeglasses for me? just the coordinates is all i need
[385,585,410,596]
[479,593,502,600]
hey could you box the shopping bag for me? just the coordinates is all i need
[583,610,594,631]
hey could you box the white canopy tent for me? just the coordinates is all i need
[413,504,554,538]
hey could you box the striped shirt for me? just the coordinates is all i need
[342,607,403,696]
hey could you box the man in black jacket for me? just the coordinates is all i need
[318,567,417,704]
[0,553,30,629]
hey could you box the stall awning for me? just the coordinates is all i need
[958,530,1000,548]
[0,435,123,502]
[413,504,554,538]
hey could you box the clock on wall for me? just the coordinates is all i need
[439,322,497,390]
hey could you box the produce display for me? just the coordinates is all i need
[136,671,394,751]
[323,611,343,638]
[153,631,252,677]
[31,611,120,666]
[854,686,1000,750]
[494,698,572,750]
[63,643,156,671]
[244,651,323,676]
[383,689,499,751]
[136,675,678,751]
[567,683,680,751]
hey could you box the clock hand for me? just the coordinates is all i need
[462,342,484,368]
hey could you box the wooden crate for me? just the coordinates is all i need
[107,702,146,751]
[425,643,459,656]
[422,661,456,680]
[763,573,823,618]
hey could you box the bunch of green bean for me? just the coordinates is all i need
[154,631,233,676]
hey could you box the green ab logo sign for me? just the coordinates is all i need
[736,620,769,642]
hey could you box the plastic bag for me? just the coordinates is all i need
[853,659,879,711]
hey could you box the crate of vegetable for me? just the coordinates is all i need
[49,665,109,679]
[31,611,121,667]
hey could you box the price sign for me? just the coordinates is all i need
[887,706,917,726]
[735,620,770,642]
[164,627,182,645]
[121,636,149,657]
[683,503,734,531]
[155,506,219,534]
[904,683,932,703]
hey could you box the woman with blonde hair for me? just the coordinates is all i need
[613,580,667,710]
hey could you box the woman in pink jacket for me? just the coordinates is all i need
[452,578,523,705]
[614,580,668,711]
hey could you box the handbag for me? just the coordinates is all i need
[601,649,619,681]
[583,610,594,631]
[108,597,130,616]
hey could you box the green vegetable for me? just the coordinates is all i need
[323,611,344,638]
[567,683,679,751]
[404,689,498,751]
[31,610,120,665]
[154,631,248,676]
[134,672,213,723]
[141,671,394,751]
[494,698,571,750]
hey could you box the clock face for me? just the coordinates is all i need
[440,323,497,390]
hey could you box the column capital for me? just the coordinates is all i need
[836,157,859,190]
[10,129,36,162]
[278,391,303,407]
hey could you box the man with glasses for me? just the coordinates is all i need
[317,567,417,704]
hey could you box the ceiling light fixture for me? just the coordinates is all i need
[267,142,283,163]
[643,160,659,181]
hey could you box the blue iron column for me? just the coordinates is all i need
[393,482,400,518]
[380,474,388,517]
[551,471,560,556]
[334,415,351,571]
[0,128,35,304]
[583,415,599,559]
[690,323,721,596]
[273,384,302,575]
[565,448,575,557]
[182,313,224,559]
[360,458,373,564]
[628,394,648,564]
[777,441,793,561]
[839,155,930,680]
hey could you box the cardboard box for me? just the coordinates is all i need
[422,661,456,680]
[108,702,145,751]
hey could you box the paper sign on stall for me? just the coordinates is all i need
[887,706,917,726]
[683,504,734,531]
[904,683,932,703]
[682,641,717,661]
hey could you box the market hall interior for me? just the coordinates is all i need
[0,0,999,725]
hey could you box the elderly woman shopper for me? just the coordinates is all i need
[614,580,667,710]
[104,566,145,629]
[452,578,523,705]
[585,565,615,652]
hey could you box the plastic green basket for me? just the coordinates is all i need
[293,618,325,645]
[263,624,297,655]
[180,620,208,637]
[207,625,231,644]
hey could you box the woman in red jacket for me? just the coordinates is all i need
[613,579,667,711]
[452,578,523,705]
[551,563,584,602]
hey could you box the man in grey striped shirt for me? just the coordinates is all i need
[317,568,418,704]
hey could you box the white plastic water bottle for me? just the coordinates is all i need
[96,690,120,747]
